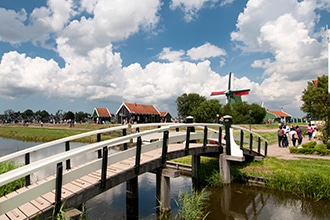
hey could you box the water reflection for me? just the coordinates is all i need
[207,184,330,220]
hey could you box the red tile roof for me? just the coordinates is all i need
[94,108,111,117]
[267,109,291,117]
[160,112,168,117]
[124,103,160,115]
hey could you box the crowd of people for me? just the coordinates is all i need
[277,124,304,148]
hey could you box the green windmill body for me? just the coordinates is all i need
[210,72,250,105]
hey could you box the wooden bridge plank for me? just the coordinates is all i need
[4,208,27,220]
[41,191,55,204]
[80,174,99,185]
[72,178,94,188]
[29,197,52,212]
[4,191,40,220]
[16,202,40,219]
[0,214,9,220]
[63,182,84,195]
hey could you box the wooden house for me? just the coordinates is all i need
[160,112,172,122]
[265,109,291,124]
[92,107,112,124]
[116,103,161,124]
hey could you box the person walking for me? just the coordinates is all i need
[289,127,297,146]
[277,126,283,147]
[295,125,303,146]
[281,126,289,147]
[307,123,314,140]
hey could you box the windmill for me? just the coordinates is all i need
[210,72,250,105]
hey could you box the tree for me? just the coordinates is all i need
[301,75,330,120]
[75,111,88,122]
[64,111,75,121]
[192,99,223,123]
[22,109,34,117]
[176,93,206,119]
[301,75,330,144]
[223,102,266,124]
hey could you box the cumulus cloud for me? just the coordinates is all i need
[170,0,218,22]
[0,0,73,44]
[231,0,325,79]
[158,48,185,61]
[230,0,329,113]
[58,0,161,55]
[0,51,60,98]
[187,42,226,60]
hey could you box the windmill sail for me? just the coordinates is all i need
[211,72,250,104]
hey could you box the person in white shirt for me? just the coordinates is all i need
[289,127,297,146]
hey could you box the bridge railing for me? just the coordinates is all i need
[0,122,267,216]
[0,125,129,186]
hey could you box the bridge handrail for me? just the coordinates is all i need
[0,125,129,163]
[232,125,268,142]
[132,122,223,130]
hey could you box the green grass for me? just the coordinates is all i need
[175,189,209,220]
[173,156,330,200]
[0,124,123,143]
[237,157,330,200]
[0,161,25,196]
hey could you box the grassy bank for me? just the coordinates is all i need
[174,156,330,201]
[237,157,330,201]
[0,124,122,143]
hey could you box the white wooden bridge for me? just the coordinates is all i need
[0,116,268,219]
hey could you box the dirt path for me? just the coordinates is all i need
[266,136,330,160]
[249,128,330,160]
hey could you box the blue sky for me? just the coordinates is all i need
[0,0,329,118]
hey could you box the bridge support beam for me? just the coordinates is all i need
[220,155,245,184]
[156,168,180,214]
[191,155,200,178]
[126,176,139,219]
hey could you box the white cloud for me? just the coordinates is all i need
[58,0,161,55]
[230,0,328,112]
[220,0,234,6]
[187,42,226,60]
[170,0,218,22]
[0,51,60,98]
[0,0,73,44]
[158,48,185,61]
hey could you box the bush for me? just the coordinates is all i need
[289,142,330,156]
[302,141,317,148]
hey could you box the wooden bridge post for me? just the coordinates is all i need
[97,133,102,158]
[25,153,30,186]
[123,128,128,150]
[135,137,142,174]
[203,126,208,148]
[224,115,232,155]
[220,115,245,184]
[65,141,71,170]
[220,154,231,185]
[156,168,180,213]
[161,131,169,165]
[54,162,63,217]
[192,155,200,178]
[126,177,139,219]
[101,146,108,189]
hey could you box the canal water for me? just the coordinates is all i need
[1,138,330,219]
